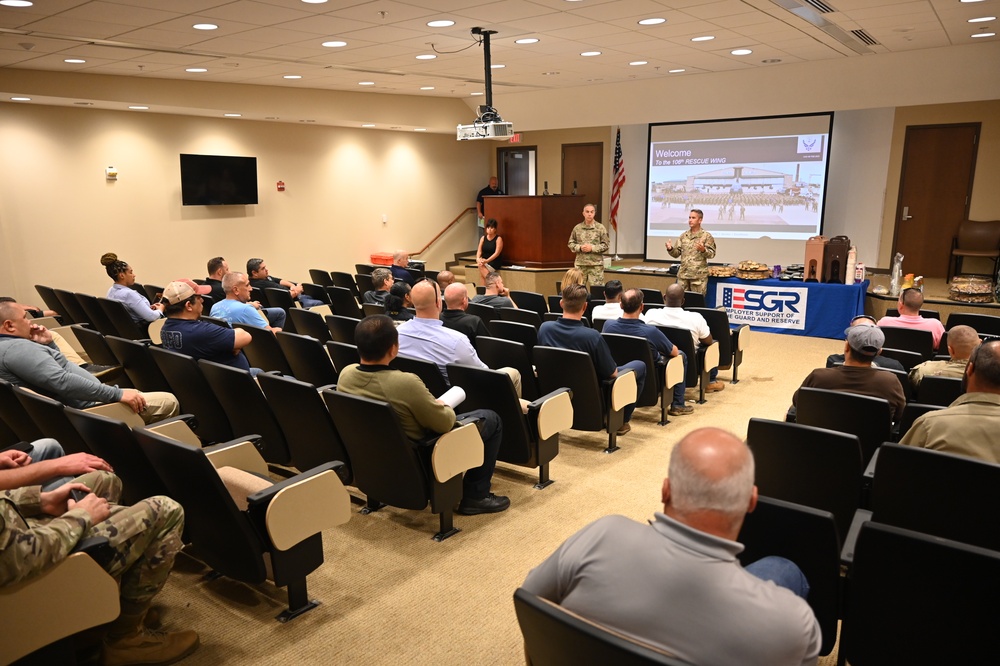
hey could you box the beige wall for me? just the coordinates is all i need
[879,99,1000,269]
[0,103,490,305]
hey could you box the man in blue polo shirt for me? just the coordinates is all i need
[211,271,283,332]
[538,283,646,435]
[159,279,257,375]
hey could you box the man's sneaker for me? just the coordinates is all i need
[668,405,694,416]
[706,381,726,392]
[456,493,510,515]
[102,627,199,666]
[616,422,631,436]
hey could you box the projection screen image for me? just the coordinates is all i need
[645,113,834,267]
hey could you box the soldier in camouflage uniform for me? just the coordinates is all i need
[665,209,716,295]
[0,470,199,665]
[568,203,611,287]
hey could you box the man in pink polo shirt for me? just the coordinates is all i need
[877,288,946,350]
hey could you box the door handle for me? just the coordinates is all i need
[901,206,913,221]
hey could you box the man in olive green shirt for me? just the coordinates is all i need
[909,325,979,388]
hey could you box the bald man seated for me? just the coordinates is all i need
[909,324,979,388]
[522,428,821,665]
[440,283,490,345]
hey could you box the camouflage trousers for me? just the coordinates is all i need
[37,471,185,613]
[577,264,605,288]
[677,276,708,296]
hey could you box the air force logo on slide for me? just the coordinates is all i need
[719,285,808,330]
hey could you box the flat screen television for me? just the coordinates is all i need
[180,154,258,206]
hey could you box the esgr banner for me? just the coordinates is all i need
[717,283,808,330]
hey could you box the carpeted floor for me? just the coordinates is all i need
[156,330,845,665]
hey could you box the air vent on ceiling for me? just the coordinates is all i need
[771,0,876,54]
[801,0,836,13]
[851,30,879,47]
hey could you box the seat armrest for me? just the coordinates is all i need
[731,324,750,351]
[864,447,880,479]
[840,509,873,566]
[143,414,202,448]
[701,340,720,372]
[246,461,351,551]
[204,437,269,476]
[431,422,484,483]
[608,369,638,412]
[529,388,574,441]
[664,354,685,389]
[85,402,145,428]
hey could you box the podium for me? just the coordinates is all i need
[484,195,584,268]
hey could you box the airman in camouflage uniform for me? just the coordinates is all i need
[568,203,611,287]
[665,209,716,295]
[0,470,199,665]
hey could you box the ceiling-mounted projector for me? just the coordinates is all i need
[458,27,513,142]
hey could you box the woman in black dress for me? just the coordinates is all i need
[476,218,505,284]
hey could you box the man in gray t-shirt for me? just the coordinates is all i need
[470,271,517,309]
[522,428,821,666]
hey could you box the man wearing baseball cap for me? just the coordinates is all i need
[792,323,906,422]
[158,279,257,374]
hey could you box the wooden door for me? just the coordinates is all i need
[499,147,535,196]
[562,143,604,219]
[892,124,979,277]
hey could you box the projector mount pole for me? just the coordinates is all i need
[472,27,500,122]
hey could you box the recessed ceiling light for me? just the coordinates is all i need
[972,31,996,37]
[361,123,375,127]
[0,1,33,6]
[265,116,279,120]
[731,48,753,55]
[322,40,347,47]
[415,54,436,60]
[224,113,241,117]
[581,51,601,57]
[491,64,505,68]
[414,128,426,132]
[186,68,207,73]
[669,68,685,73]
[359,81,375,86]
[74,101,93,106]
[638,18,665,26]
[301,0,328,4]
[629,61,648,66]
[299,119,315,123]
[762,58,782,64]
[470,92,484,96]
[427,20,454,28]
[420,86,435,90]
[962,1,986,3]
[691,35,715,42]
[64,58,86,64]
[283,74,302,79]
[969,16,996,22]
[193,23,218,30]
[541,71,559,76]
[515,38,539,44]
[128,106,148,110]
[10,96,31,101]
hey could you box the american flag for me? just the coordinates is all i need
[722,287,747,309]
[610,127,625,233]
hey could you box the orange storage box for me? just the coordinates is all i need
[370,252,393,265]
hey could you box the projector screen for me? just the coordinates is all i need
[644,113,834,267]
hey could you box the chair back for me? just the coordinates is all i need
[879,366,913,401]
[257,373,353,484]
[870,443,1000,551]
[955,218,1000,252]
[513,588,694,666]
[602,333,659,408]
[682,291,706,308]
[737,497,841,656]
[745,418,862,541]
[300,282,330,306]
[447,364,536,466]
[499,307,542,329]
[325,314,359,344]
[390,353,448,396]
[104,336,171,392]
[330,271,360,298]
[916,374,964,406]
[53,289,91,326]
[361,302,386,317]
[475,336,539,401]
[326,286,363,319]
[686,307,734,369]
[198,359,291,464]
[76,293,119,337]
[878,347,923,371]
[133,427,267,582]
[64,407,169,505]
[287,308,332,343]
[308,269,334,287]
[466,301,496,325]
[12,386,92,455]
[508,291,548,318]
[232,323,293,375]
[354,273,375,295]
[355,263,376,275]
[148,347,234,443]
[322,390,432,510]
[325,341,361,373]
[70,324,121,367]
[0,378,45,442]
[639,288,664,305]
[534,346,605,431]
[275,331,339,387]
[97,297,147,340]
[34,284,66,322]
[653,325,699,388]
[879,326,935,360]
[264,287,297,313]
[795,387,891,466]
[894,402,944,440]
[841,521,1000,665]
[488,320,538,352]
[547,295,563,314]
[945,312,1000,336]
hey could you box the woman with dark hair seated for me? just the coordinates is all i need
[101,252,163,324]
[384,281,414,324]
